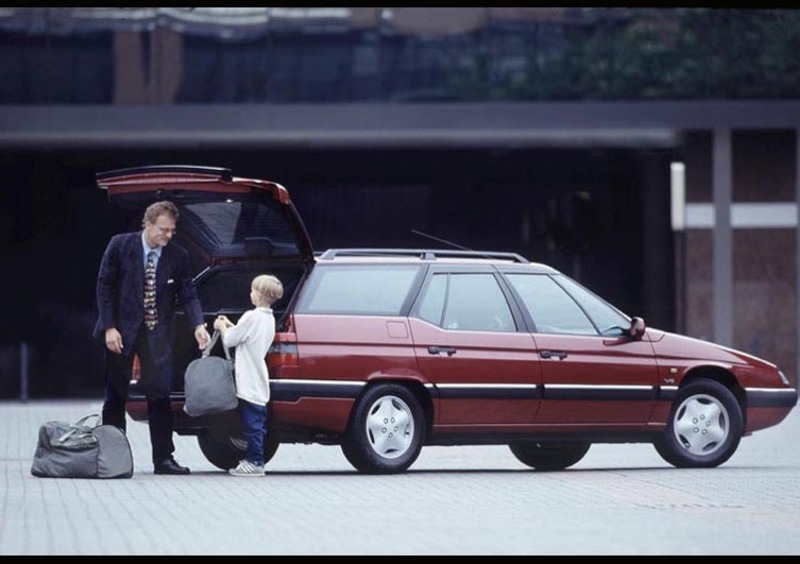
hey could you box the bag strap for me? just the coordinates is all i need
[203,329,231,360]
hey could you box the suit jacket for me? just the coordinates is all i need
[93,231,204,353]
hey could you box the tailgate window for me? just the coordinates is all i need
[180,201,301,259]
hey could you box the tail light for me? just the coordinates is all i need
[267,332,298,372]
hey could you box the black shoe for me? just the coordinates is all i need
[154,457,191,475]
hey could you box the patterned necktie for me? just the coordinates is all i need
[144,250,157,330]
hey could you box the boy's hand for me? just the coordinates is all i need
[213,315,231,331]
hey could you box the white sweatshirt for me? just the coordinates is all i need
[221,307,275,406]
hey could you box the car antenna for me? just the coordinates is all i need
[411,229,529,263]
[411,229,472,251]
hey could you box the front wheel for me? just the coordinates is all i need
[508,440,591,471]
[340,383,425,474]
[653,379,743,468]
[197,425,280,470]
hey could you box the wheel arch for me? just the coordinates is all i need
[356,378,434,438]
[681,365,747,427]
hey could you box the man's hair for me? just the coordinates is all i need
[252,274,284,303]
[142,201,179,227]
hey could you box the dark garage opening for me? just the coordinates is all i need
[0,146,675,398]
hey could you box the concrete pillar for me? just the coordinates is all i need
[796,128,800,384]
[712,128,733,346]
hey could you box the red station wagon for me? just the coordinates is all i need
[97,165,798,474]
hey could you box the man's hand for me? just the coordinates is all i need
[194,323,211,350]
[105,327,123,354]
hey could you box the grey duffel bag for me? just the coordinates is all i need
[31,414,134,479]
[183,329,238,417]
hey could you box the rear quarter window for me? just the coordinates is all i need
[296,265,423,315]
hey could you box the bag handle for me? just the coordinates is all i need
[57,413,101,444]
[203,329,231,360]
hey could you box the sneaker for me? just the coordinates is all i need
[228,459,265,477]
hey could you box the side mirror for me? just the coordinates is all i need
[629,316,646,340]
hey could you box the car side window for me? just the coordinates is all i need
[551,274,630,336]
[417,272,516,332]
[505,273,597,335]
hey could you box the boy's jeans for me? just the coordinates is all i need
[240,399,268,466]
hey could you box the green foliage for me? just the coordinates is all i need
[446,8,800,101]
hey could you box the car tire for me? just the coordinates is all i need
[340,383,425,474]
[508,440,591,471]
[197,425,280,470]
[653,378,743,468]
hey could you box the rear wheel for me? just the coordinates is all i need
[197,425,280,470]
[508,440,591,471]
[653,379,743,468]
[340,383,425,474]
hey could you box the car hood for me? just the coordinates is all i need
[648,328,777,370]
[96,165,314,262]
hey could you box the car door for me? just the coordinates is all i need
[502,270,658,426]
[409,266,542,427]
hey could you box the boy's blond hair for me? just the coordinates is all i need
[252,274,284,305]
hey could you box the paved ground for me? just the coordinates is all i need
[2,398,800,555]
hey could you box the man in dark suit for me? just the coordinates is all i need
[94,200,211,475]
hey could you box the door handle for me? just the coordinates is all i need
[428,346,457,357]
[540,350,568,360]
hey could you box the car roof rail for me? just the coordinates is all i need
[317,248,529,263]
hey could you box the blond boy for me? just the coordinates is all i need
[214,274,283,476]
